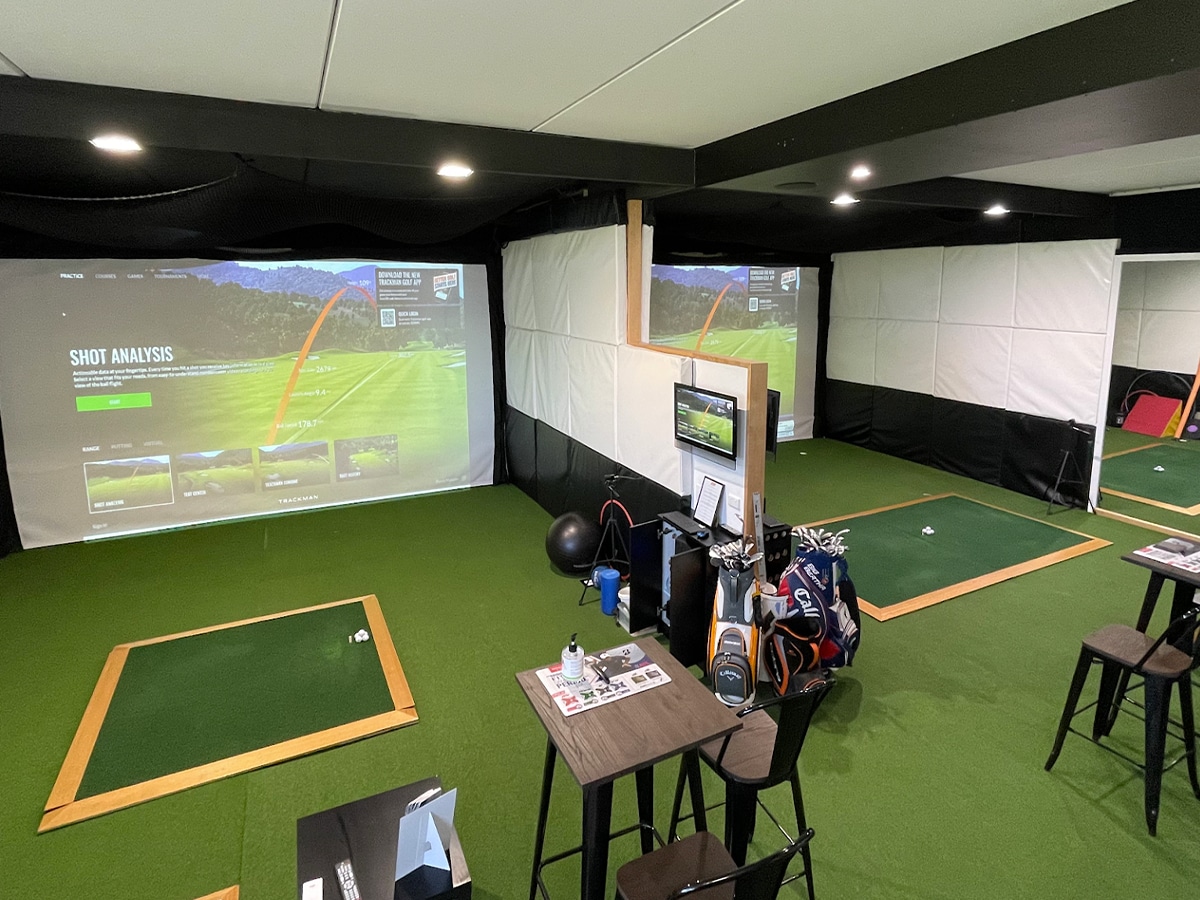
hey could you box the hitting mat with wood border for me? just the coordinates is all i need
[805,494,1110,621]
[40,594,416,832]
[1100,442,1200,515]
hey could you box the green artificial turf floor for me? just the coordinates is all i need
[1101,440,1200,514]
[2,441,1199,899]
[808,494,1108,619]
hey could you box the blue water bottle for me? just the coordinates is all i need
[596,567,620,616]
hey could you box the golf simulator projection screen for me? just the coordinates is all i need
[649,264,819,440]
[673,383,737,461]
[0,259,494,548]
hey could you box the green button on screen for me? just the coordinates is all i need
[76,393,152,412]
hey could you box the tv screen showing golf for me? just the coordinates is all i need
[673,383,737,460]
[0,258,494,548]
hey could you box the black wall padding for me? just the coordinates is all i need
[870,387,933,465]
[929,396,1006,485]
[0,413,21,558]
[823,380,1094,507]
[485,249,508,482]
[1107,365,1194,425]
[504,407,537,498]
[823,380,873,445]
[503,407,683,524]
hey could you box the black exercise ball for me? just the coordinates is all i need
[546,511,601,573]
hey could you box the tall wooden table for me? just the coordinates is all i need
[1122,551,1200,631]
[515,637,741,900]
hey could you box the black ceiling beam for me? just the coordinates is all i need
[696,0,1200,197]
[859,178,1112,218]
[0,76,695,191]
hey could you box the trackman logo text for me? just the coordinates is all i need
[278,495,318,505]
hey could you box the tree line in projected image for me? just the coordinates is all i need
[166,274,463,361]
[648,276,798,338]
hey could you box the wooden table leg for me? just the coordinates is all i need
[529,739,556,900]
[581,780,613,900]
[635,766,654,854]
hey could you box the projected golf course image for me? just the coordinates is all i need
[84,456,174,512]
[258,441,332,491]
[335,435,400,481]
[175,449,256,497]
[648,265,805,437]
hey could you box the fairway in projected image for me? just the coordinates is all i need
[175,449,256,498]
[334,435,399,482]
[84,456,174,513]
[258,442,331,491]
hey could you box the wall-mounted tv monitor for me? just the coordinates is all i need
[673,383,738,461]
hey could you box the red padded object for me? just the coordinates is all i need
[1122,394,1182,437]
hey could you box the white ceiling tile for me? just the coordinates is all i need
[320,0,731,132]
[961,134,1200,195]
[0,52,22,76]
[536,0,1129,147]
[0,1,335,105]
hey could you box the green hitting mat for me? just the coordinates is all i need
[40,595,416,831]
[806,494,1110,620]
[1101,442,1200,515]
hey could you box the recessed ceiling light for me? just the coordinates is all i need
[849,164,872,180]
[89,134,142,154]
[831,193,859,206]
[437,162,473,179]
[984,203,1010,216]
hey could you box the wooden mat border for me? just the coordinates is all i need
[194,888,239,900]
[1101,442,1200,514]
[40,594,416,832]
[804,493,1111,622]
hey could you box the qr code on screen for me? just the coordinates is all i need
[380,308,397,327]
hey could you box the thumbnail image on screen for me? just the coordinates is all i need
[674,383,737,461]
[649,264,814,441]
[0,258,493,548]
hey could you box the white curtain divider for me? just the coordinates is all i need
[504,326,538,417]
[875,319,937,394]
[830,251,881,319]
[1014,240,1117,333]
[1007,329,1107,425]
[792,273,820,439]
[1117,262,1147,310]
[933,323,1012,408]
[1112,310,1142,369]
[566,226,624,345]
[615,344,690,494]
[1138,309,1200,374]
[531,231,570,336]
[1143,259,1200,310]
[878,246,943,321]
[501,240,537,330]
[532,331,571,434]
[568,338,618,460]
[939,244,1018,326]
[826,317,878,384]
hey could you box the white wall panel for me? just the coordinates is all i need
[615,345,690,494]
[502,240,537,330]
[691,359,750,532]
[532,332,571,434]
[940,244,1017,326]
[793,275,820,439]
[878,247,943,321]
[1117,261,1147,310]
[566,226,624,345]
[1138,310,1200,374]
[1014,240,1116,333]
[875,320,937,394]
[504,327,538,417]
[531,232,570,336]
[1112,309,1142,368]
[830,252,881,319]
[933,324,1012,408]
[826,317,877,384]
[568,339,617,460]
[1143,260,1200,310]
[1007,329,1106,424]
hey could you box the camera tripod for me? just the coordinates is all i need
[578,475,633,606]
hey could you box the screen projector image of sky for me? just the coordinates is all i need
[0,259,495,548]
[649,264,809,440]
